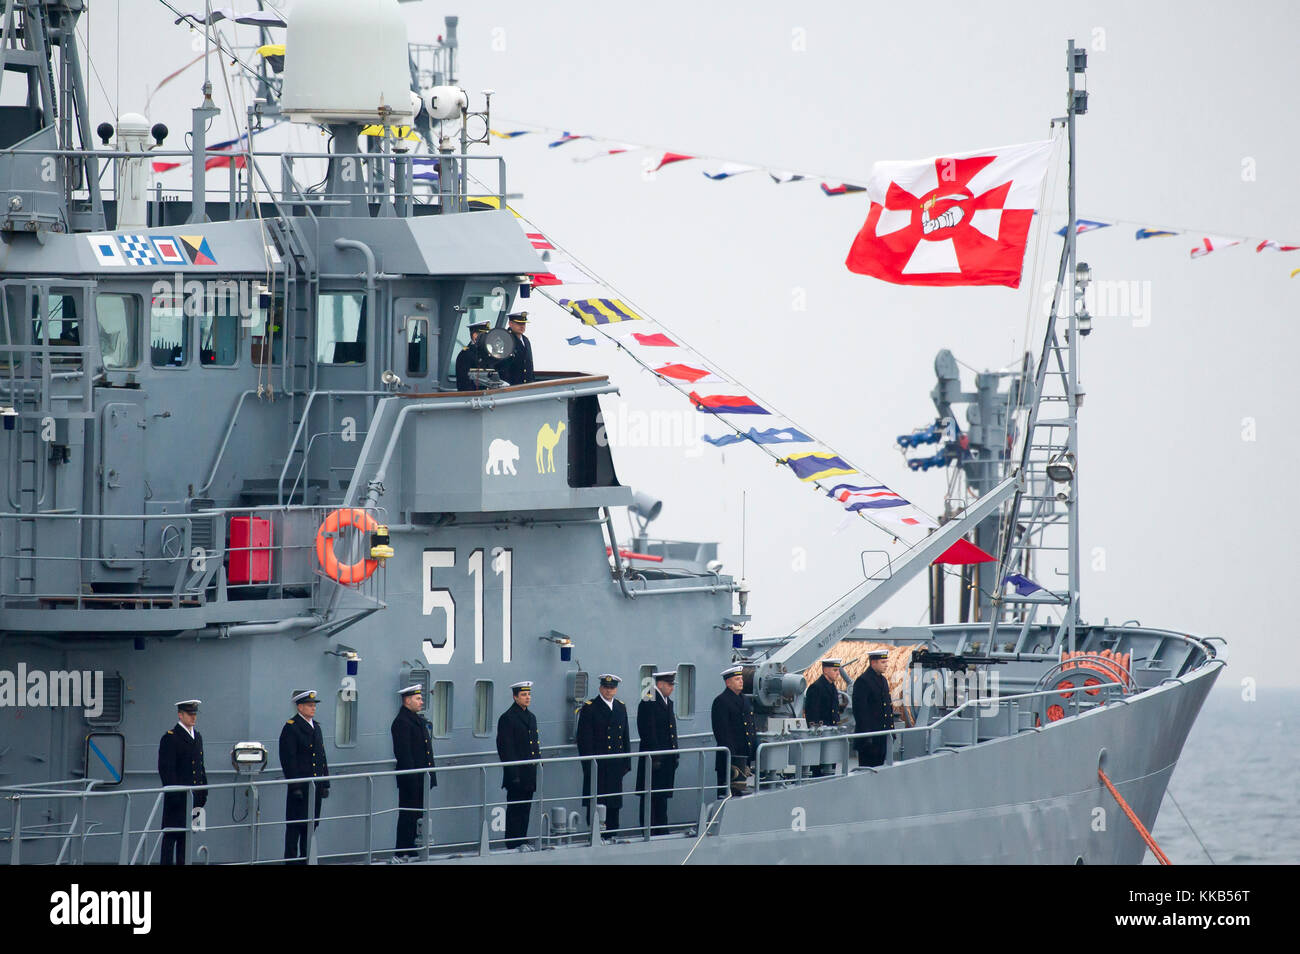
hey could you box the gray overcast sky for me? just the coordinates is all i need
[89,1,1299,685]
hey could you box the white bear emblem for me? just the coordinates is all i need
[485,438,520,476]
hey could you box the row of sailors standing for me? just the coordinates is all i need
[494,672,681,850]
[454,312,535,390]
[154,653,896,863]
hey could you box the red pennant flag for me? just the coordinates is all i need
[630,332,677,347]
[654,362,711,383]
[845,140,1052,288]
[932,538,997,565]
[529,272,562,286]
[152,161,181,173]
[205,153,248,171]
[652,152,694,172]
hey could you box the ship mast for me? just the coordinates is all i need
[988,40,1088,652]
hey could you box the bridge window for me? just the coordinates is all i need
[676,664,695,717]
[95,294,139,369]
[317,291,367,365]
[150,294,188,367]
[33,292,82,366]
[473,680,493,737]
[249,292,284,365]
[199,292,239,366]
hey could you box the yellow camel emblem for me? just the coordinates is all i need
[536,420,566,473]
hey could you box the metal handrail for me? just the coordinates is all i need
[3,743,729,864]
[753,678,1131,791]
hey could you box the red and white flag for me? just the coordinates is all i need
[845,140,1053,288]
[1256,239,1300,253]
[1189,235,1241,258]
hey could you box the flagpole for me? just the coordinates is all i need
[988,42,1087,654]
[1065,40,1085,653]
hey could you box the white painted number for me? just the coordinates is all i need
[422,549,456,665]
[422,548,513,664]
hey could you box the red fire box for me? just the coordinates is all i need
[228,515,272,584]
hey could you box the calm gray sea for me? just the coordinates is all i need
[1146,686,1298,864]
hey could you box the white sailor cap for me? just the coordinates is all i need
[866,648,890,659]
[821,658,843,667]
[291,689,321,704]
[598,674,621,687]
[652,670,677,682]
[721,664,745,679]
[398,684,424,696]
[510,680,533,693]
[174,699,201,713]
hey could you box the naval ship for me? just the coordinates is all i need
[0,0,1221,865]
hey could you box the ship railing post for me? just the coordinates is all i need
[479,767,489,856]
[421,768,432,861]
[11,795,20,864]
[118,792,131,865]
[534,760,543,851]
[79,787,89,863]
[307,779,318,865]
[640,753,650,842]
[364,774,373,865]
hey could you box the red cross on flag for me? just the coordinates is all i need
[845,140,1053,288]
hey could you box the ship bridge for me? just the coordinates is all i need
[0,2,629,638]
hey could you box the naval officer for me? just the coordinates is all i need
[636,670,679,834]
[454,321,492,391]
[496,680,541,849]
[497,312,535,386]
[575,674,632,835]
[390,684,436,860]
[157,698,208,865]
[804,658,844,777]
[279,689,331,864]
[711,664,757,798]
[851,649,895,768]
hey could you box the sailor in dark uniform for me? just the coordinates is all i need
[157,698,207,865]
[574,674,631,835]
[711,664,757,798]
[497,312,535,386]
[804,658,844,777]
[636,670,679,834]
[390,684,436,861]
[495,680,541,849]
[454,321,492,391]
[279,689,331,864]
[851,649,895,768]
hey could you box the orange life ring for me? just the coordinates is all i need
[315,509,379,584]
